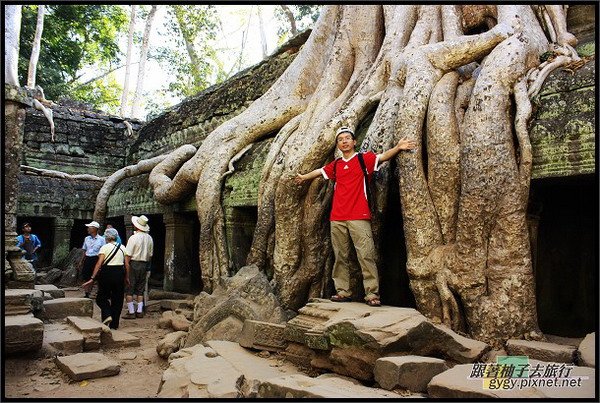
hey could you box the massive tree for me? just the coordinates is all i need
[96,5,580,346]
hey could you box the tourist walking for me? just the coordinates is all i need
[80,221,106,298]
[81,228,129,329]
[123,215,154,319]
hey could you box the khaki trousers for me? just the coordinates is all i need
[330,220,379,300]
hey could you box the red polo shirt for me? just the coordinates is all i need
[321,152,379,221]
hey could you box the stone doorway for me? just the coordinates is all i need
[530,174,596,337]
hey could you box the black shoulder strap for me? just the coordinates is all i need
[357,153,374,210]
[103,242,122,267]
[332,157,341,182]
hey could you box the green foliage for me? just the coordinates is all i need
[152,5,220,98]
[274,5,321,38]
[18,5,127,109]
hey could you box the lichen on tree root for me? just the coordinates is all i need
[126,5,579,346]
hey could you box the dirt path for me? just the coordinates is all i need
[4,290,172,398]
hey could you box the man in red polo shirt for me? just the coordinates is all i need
[295,126,416,306]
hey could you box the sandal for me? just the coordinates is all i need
[330,294,352,302]
[366,298,381,307]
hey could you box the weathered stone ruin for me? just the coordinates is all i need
[3,4,596,398]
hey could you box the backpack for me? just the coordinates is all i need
[332,153,374,211]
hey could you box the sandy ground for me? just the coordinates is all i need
[4,290,172,399]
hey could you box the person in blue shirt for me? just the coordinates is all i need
[16,222,41,268]
[79,221,106,298]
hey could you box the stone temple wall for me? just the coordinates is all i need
[17,103,142,225]
[22,105,142,177]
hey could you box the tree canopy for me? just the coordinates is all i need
[18,5,127,110]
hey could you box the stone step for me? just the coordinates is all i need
[5,314,44,354]
[256,373,410,398]
[506,339,576,364]
[66,316,110,350]
[206,340,301,397]
[374,355,449,392]
[4,288,44,316]
[54,352,120,381]
[65,316,141,350]
[43,323,84,355]
[35,284,65,299]
[239,320,287,352]
[41,298,93,320]
[101,329,141,349]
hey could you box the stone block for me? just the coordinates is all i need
[5,288,44,316]
[577,333,595,368]
[506,339,576,364]
[43,323,84,354]
[257,373,405,398]
[428,360,596,398]
[101,329,141,349]
[54,353,120,381]
[66,316,110,350]
[35,284,65,299]
[374,355,449,392]
[41,298,93,320]
[5,315,44,354]
[206,340,300,397]
[239,320,287,352]
[157,331,188,359]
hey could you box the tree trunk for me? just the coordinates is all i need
[120,5,136,117]
[27,5,45,88]
[280,5,298,36]
[4,5,22,86]
[131,5,158,120]
[257,5,268,58]
[140,4,578,346]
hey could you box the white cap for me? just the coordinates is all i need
[85,221,100,228]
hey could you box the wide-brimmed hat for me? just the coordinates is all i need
[131,215,150,232]
[85,221,100,228]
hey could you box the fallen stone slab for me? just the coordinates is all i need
[239,320,287,352]
[157,331,188,358]
[374,355,449,392]
[158,311,191,331]
[506,339,576,364]
[577,333,595,368]
[43,323,84,354]
[158,345,242,398]
[41,298,93,320]
[257,373,406,398]
[5,288,44,316]
[545,334,583,347]
[206,340,301,397]
[54,352,120,381]
[5,315,44,354]
[66,316,110,350]
[35,284,65,299]
[101,329,141,349]
[428,360,596,398]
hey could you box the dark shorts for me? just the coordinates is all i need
[126,260,148,296]
[81,255,99,281]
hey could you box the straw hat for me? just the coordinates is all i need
[131,215,150,232]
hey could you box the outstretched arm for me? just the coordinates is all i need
[294,169,323,184]
[379,137,417,162]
